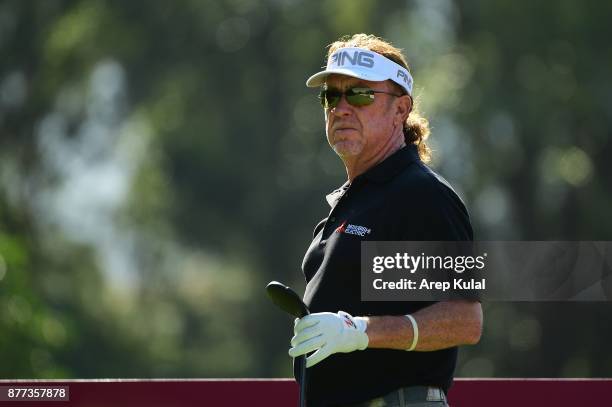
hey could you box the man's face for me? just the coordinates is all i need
[323,74,401,159]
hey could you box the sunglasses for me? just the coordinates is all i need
[318,87,402,109]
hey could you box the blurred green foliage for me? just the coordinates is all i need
[1,0,611,379]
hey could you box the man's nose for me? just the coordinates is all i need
[331,94,352,116]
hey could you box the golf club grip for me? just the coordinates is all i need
[264,282,308,406]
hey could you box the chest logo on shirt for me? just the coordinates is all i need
[335,220,372,237]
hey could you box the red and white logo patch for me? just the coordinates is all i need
[343,315,356,329]
[335,220,347,233]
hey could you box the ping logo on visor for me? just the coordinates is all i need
[331,50,375,68]
[306,47,414,96]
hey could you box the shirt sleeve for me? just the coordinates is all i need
[395,170,480,302]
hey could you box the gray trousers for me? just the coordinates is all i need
[340,386,449,407]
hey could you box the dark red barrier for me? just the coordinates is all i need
[0,378,610,406]
[449,379,612,407]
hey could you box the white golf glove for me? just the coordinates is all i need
[288,311,369,368]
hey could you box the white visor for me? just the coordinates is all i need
[306,47,413,96]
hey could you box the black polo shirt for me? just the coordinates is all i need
[298,144,473,406]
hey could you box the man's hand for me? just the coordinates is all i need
[288,311,369,368]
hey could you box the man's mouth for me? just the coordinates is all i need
[334,126,357,133]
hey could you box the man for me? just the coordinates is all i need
[288,34,483,406]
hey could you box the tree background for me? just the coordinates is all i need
[1,0,611,379]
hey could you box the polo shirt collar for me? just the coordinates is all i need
[325,181,350,207]
[325,144,420,207]
[360,144,420,184]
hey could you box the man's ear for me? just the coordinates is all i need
[395,95,412,125]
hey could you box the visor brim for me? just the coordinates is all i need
[306,68,389,88]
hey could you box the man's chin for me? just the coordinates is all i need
[332,141,363,158]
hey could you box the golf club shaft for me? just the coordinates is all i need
[298,310,309,407]
[300,356,308,407]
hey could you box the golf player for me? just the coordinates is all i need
[289,34,483,406]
